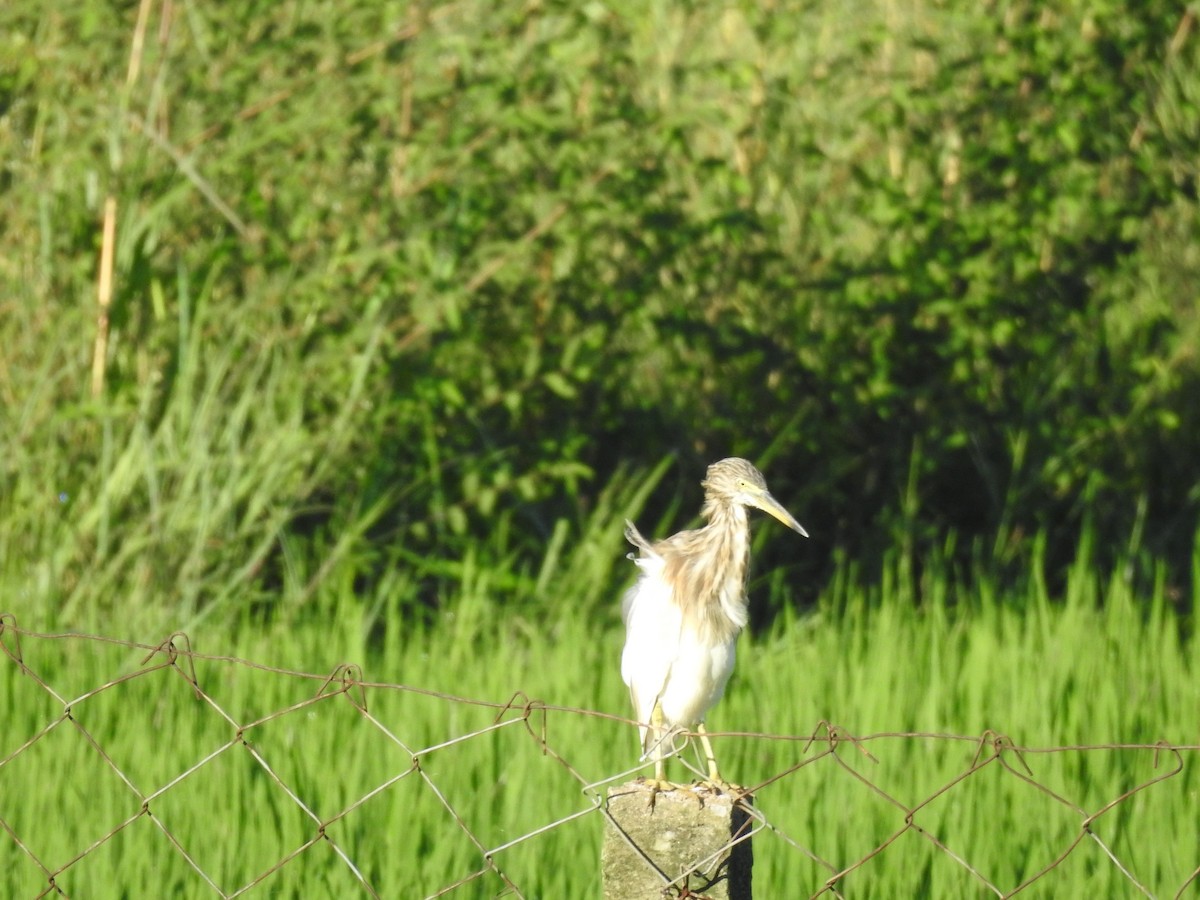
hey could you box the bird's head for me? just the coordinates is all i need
[703,458,809,537]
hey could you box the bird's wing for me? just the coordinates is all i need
[620,519,662,625]
[620,564,682,738]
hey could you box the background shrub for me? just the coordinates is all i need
[1,1,1197,625]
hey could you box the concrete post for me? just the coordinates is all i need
[601,781,753,899]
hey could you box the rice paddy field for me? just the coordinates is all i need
[2,546,1196,898]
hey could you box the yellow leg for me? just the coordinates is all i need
[652,700,672,787]
[697,722,727,789]
[639,702,678,806]
[647,702,672,789]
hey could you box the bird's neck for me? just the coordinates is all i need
[695,500,752,634]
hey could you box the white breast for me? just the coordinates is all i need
[655,624,737,727]
[621,557,740,733]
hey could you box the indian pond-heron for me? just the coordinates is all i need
[620,457,807,790]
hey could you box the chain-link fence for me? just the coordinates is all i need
[1,615,1197,898]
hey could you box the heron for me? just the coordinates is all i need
[620,457,807,792]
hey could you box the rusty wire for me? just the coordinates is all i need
[0,616,1196,899]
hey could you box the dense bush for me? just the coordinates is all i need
[1,1,1197,622]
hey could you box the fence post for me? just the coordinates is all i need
[601,781,753,899]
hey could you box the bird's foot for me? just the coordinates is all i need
[636,777,682,809]
[696,776,748,798]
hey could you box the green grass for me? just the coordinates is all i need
[2,549,1196,898]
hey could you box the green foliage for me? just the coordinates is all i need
[1,6,1195,891]
[2,1,1199,621]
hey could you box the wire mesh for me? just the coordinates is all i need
[1,614,1196,899]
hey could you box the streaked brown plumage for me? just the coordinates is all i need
[621,458,807,789]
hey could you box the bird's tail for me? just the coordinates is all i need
[624,519,655,557]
